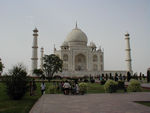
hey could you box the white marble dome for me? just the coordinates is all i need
[65,25,88,46]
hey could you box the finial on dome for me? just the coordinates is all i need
[75,21,78,29]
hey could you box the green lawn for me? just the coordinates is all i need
[87,83,105,93]
[135,101,150,107]
[0,82,41,113]
[45,82,150,94]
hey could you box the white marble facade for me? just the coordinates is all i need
[54,24,127,77]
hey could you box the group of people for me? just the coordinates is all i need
[60,80,79,95]
[30,79,81,95]
[29,79,46,96]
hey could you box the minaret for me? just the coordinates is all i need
[31,28,38,73]
[40,47,44,70]
[54,44,56,52]
[125,32,132,73]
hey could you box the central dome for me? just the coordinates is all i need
[65,24,88,46]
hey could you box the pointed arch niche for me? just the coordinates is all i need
[75,54,87,71]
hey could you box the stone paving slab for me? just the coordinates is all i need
[29,93,150,113]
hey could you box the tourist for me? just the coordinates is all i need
[41,82,46,95]
[75,81,80,94]
[76,83,79,94]
[63,80,71,95]
[71,84,76,95]
[32,78,37,95]
[100,75,103,81]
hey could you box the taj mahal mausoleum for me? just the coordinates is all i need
[31,23,132,77]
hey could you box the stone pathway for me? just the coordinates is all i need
[29,92,150,113]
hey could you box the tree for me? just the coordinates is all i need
[127,71,131,82]
[33,69,45,80]
[0,59,4,75]
[105,73,108,80]
[3,64,30,100]
[43,54,63,81]
[114,73,118,81]
[147,70,150,83]
[139,72,142,80]
[33,69,43,76]
[133,73,138,80]
[109,73,113,80]
[119,73,122,81]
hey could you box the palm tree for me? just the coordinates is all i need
[4,64,29,100]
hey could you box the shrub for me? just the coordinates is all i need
[3,65,30,100]
[147,70,150,83]
[90,79,95,83]
[79,82,87,94]
[127,71,131,82]
[100,80,106,85]
[84,79,89,82]
[104,80,118,93]
[117,81,125,89]
[127,79,141,92]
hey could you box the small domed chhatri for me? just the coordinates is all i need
[33,27,38,32]
[61,41,68,47]
[90,41,96,48]
[125,32,130,36]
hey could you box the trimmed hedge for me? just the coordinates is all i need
[118,81,125,89]
[127,79,141,92]
[79,82,87,94]
[104,80,118,93]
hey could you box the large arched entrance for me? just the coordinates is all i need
[75,54,86,71]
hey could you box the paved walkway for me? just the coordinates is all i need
[30,92,150,113]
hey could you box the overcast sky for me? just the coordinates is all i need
[0,0,150,74]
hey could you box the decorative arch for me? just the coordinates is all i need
[100,55,103,62]
[63,63,68,71]
[101,64,103,71]
[93,55,98,62]
[93,64,98,71]
[75,54,86,71]
[63,54,68,61]
[56,54,60,58]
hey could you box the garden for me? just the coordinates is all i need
[0,55,150,113]
[0,77,150,113]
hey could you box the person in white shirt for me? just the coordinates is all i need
[75,83,80,94]
[41,82,46,95]
[63,80,71,95]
